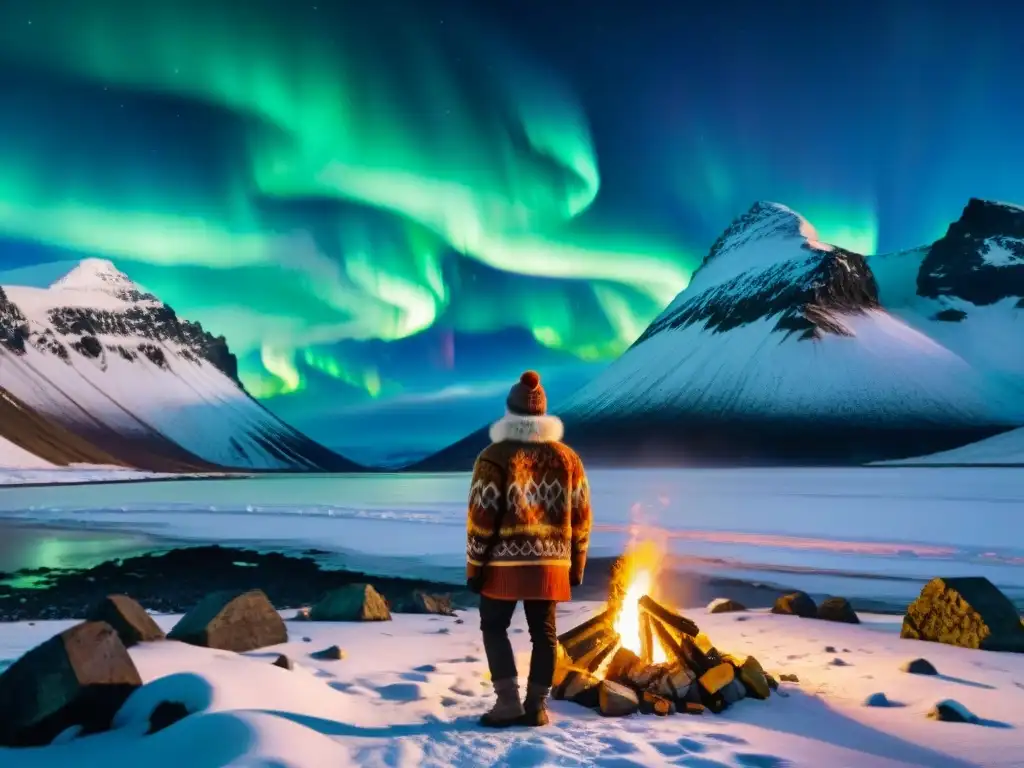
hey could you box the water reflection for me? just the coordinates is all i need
[0,523,160,585]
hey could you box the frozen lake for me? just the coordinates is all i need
[0,467,1021,607]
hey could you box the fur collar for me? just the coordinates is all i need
[489,412,564,444]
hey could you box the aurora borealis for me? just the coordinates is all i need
[0,0,1021,463]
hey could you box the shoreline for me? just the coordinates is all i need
[0,462,1022,491]
[0,544,915,623]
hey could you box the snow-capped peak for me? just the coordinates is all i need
[49,258,156,304]
[51,258,132,291]
[676,202,835,300]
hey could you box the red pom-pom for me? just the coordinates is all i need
[519,370,541,389]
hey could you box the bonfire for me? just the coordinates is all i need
[553,543,775,717]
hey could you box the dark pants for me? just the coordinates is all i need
[479,596,557,687]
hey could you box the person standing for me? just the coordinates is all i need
[466,370,592,728]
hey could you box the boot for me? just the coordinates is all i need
[478,678,525,728]
[521,681,551,727]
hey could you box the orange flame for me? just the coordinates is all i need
[612,539,667,663]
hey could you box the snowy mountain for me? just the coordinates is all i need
[883,427,1024,466]
[0,259,361,472]
[872,199,1024,381]
[412,201,1024,470]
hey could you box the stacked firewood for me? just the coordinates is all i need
[553,594,777,717]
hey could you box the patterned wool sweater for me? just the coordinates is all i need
[466,412,592,602]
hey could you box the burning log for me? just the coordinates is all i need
[557,609,611,649]
[577,634,619,674]
[698,662,735,713]
[639,613,654,664]
[641,690,673,716]
[649,663,696,701]
[638,594,699,638]
[554,668,602,708]
[649,612,712,676]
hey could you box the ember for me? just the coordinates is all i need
[553,551,776,717]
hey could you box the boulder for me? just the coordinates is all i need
[0,621,142,746]
[309,584,392,622]
[86,594,165,647]
[738,656,771,700]
[900,658,938,676]
[817,597,860,624]
[599,680,640,716]
[927,699,978,723]
[901,577,1024,652]
[707,598,747,614]
[771,591,817,618]
[272,654,294,670]
[864,692,895,708]
[779,673,799,683]
[393,591,455,616]
[168,589,287,652]
[310,645,346,661]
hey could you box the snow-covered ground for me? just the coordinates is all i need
[0,604,1019,767]
[885,428,1024,466]
[0,468,1021,607]
[0,466,223,486]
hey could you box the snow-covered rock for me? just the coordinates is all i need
[0,259,359,471]
[556,202,1021,466]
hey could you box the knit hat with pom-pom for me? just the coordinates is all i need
[506,370,547,416]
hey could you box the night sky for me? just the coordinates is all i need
[0,0,1021,464]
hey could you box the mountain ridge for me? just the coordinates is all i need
[0,260,364,472]
[410,198,1024,471]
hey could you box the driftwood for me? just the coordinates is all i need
[639,595,699,637]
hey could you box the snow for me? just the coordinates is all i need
[0,436,54,471]
[981,238,1023,268]
[0,261,330,471]
[0,605,1020,767]
[0,466,214,485]
[563,309,1022,424]
[665,203,829,312]
[1,468,1022,606]
[886,427,1024,466]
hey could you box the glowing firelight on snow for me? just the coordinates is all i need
[612,539,668,663]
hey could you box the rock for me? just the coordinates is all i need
[818,597,860,624]
[553,668,602,709]
[864,692,893,707]
[272,654,294,670]
[147,701,190,734]
[599,680,640,716]
[722,679,746,705]
[85,594,165,648]
[900,658,938,676]
[901,577,1024,652]
[309,584,392,622]
[779,673,799,683]
[167,588,287,653]
[738,656,771,699]
[771,591,818,618]
[292,607,311,621]
[0,621,142,746]
[765,673,779,690]
[927,699,978,723]
[310,645,346,661]
[707,598,747,614]
[824,646,837,653]
[393,591,456,616]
